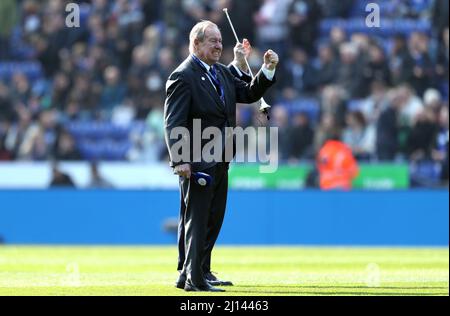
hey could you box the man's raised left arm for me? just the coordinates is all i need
[232,49,279,104]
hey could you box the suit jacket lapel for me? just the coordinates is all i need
[200,75,226,111]
[189,58,226,112]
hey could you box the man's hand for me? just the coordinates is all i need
[263,50,279,71]
[232,39,252,73]
[174,163,191,178]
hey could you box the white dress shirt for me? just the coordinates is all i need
[193,54,275,83]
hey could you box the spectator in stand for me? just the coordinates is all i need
[319,0,355,18]
[271,106,291,161]
[363,44,391,87]
[33,6,68,77]
[281,48,317,97]
[154,47,176,86]
[0,82,15,123]
[140,25,162,69]
[50,72,71,110]
[180,0,210,39]
[360,80,389,127]
[100,65,127,116]
[313,112,341,154]
[62,98,82,121]
[68,72,101,115]
[319,85,347,128]
[389,34,414,86]
[342,110,376,161]
[335,42,366,98]
[0,94,11,124]
[254,0,291,58]
[54,128,82,161]
[88,45,116,81]
[328,26,347,57]
[408,32,434,96]
[49,161,76,188]
[4,106,32,159]
[432,0,449,40]
[423,88,444,115]
[110,0,144,70]
[407,107,439,161]
[29,129,52,160]
[0,0,18,60]
[17,109,57,161]
[91,0,111,20]
[435,27,449,90]
[316,44,339,88]
[376,89,405,161]
[142,0,162,26]
[350,33,370,63]
[287,112,314,162]
[0,134,12,161]
[129,44,153,80]
[87,161,114,188]
[287,0,322,55]
[432,105,449,186]
[11,73,32,106]
[397,83,424,127]
[137,47,176,120]
[127,45,153,119]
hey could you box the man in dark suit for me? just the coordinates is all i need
[164,21,278,292]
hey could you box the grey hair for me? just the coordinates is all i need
[189,20,220,54]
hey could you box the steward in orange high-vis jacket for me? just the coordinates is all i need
[317,140,359,190]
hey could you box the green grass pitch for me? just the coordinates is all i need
[0,246,448,296]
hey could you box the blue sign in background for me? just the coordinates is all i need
[0,190,448,245]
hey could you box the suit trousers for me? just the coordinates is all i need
[177,162,229,286]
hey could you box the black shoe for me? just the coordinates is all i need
[175,273,186,289]
[184,280,225,292]
[205,272,233,286]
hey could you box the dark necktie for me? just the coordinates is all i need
[191,55,225,104]
[208,66,225,104]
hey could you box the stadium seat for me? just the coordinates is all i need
[68,120,138,160]
[410,160,442,187]
[348,99,366,111]
[0,62,43,82]
[284,98,320,123]
[67,121,131,140]
[320,18,432,37]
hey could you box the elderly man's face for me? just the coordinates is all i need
[195,26,223,65]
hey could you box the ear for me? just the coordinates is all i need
[194,38,200,49]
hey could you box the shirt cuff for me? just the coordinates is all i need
[231,63,251,78]
[261,66,275,81]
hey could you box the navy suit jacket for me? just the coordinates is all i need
[164,57,275,171]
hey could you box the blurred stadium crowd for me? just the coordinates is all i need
[0,0,448,184]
